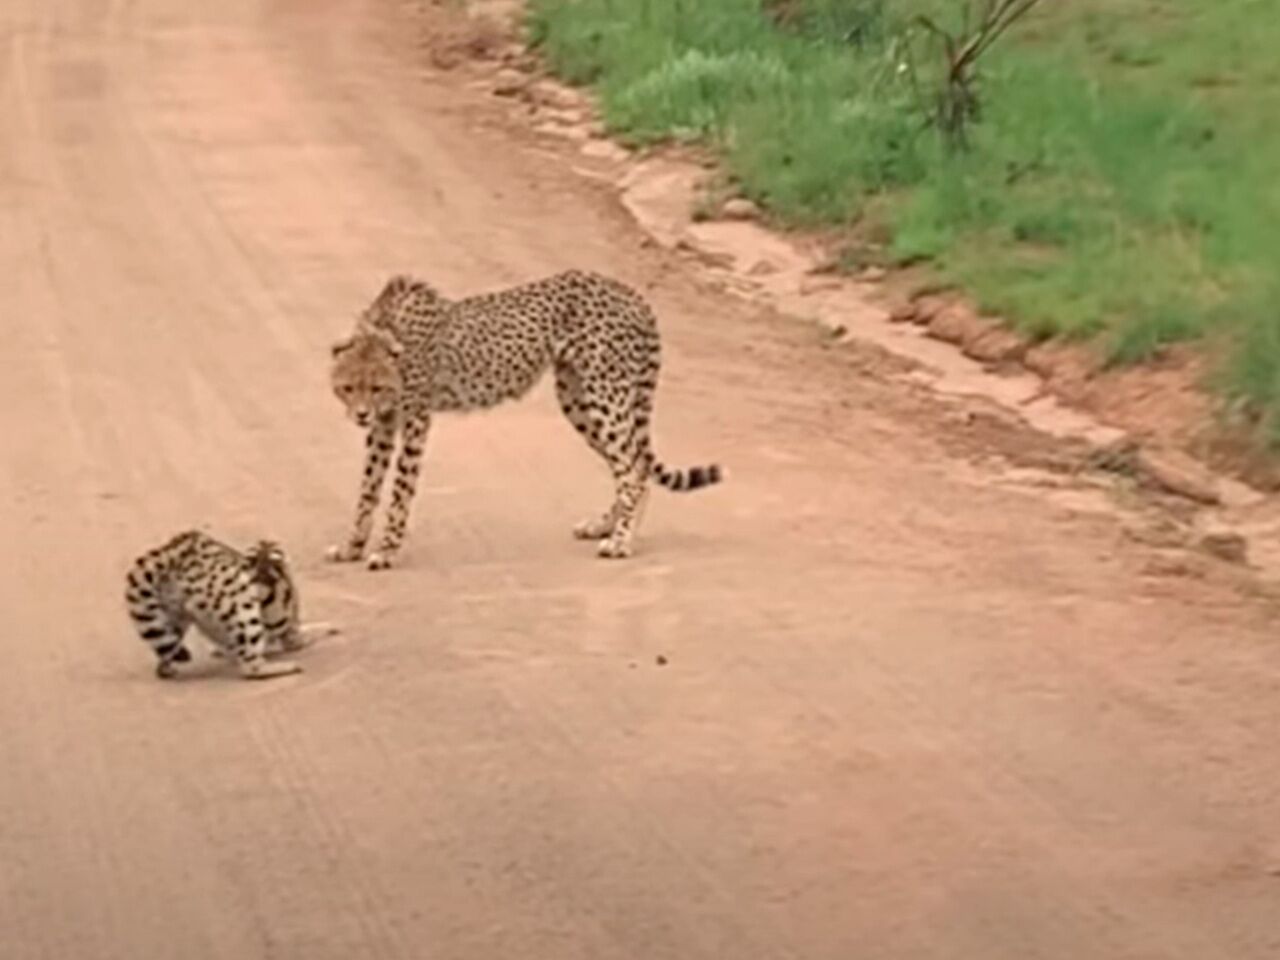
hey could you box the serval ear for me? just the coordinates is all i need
[246,539,287,584]
[257,539,287,565]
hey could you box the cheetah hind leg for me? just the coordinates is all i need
[593,393,655,559]
[597,467,650,560]
[578,416,653,559]
[556,367,627,542]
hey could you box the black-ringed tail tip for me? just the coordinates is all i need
[653,462,724,492]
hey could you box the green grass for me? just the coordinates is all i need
[528,0,1280,442]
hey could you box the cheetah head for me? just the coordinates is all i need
[329,321,403,428]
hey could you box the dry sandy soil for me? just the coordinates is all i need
[2,1,1280,957]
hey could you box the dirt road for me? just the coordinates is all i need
[2,1,1279,957]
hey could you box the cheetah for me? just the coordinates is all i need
[124,530,330,679]
[327,269,723,568]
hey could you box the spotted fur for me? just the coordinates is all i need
[327,269,723,566]
[124,530,306,679]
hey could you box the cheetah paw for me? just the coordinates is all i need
[597,538,633,560]
[366,551,395,571]
[325,543,364,563]
[240,659,303,680]
[573,517,615,540]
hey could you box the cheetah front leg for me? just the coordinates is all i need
[366,413,431,571]
[327,413,397,564]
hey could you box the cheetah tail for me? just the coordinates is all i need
[651,461,724,493]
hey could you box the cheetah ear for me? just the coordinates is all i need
[331,334,357,358]
[356,317,404,358]
[372,274,415,312]
[386,274,415,294]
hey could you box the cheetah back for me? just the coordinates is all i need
[369,270,659,414]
